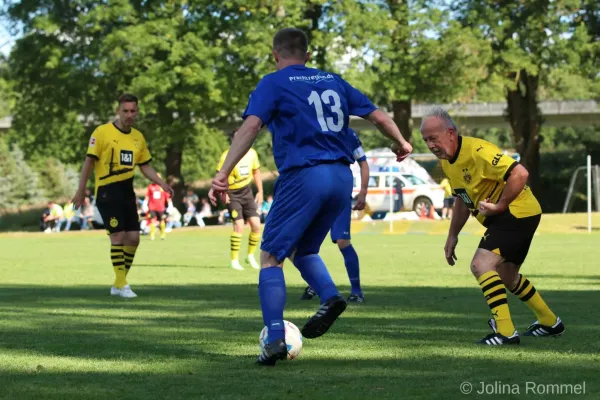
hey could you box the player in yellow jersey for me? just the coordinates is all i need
[420,108,564,345]
[211,129,263,271]
[72,94,173,298]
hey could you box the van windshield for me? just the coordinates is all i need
[402,175,426,185]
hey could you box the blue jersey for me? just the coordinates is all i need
[242,65,377,173]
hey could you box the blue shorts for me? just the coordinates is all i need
[330,196,351,243]
[261,163,352,263]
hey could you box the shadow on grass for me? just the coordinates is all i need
[0,284,599,400]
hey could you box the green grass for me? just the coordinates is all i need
[0,215,599,399]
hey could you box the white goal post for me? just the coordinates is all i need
[562,155,599,233]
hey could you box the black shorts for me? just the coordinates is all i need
[150,211,167,220]
[228,185,259,221]
[96,197,140,234]
[443,197,455,208]
[478,211,541,265]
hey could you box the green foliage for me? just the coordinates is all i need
[0,139,46,211]
[0,54,13,118]
[29,158,79,201]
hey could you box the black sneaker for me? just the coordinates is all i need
[300,286,316,300]
[523,316,565,337]
[347,293,364,303]
[477,318,520,345]
[301,295,347,339]
[255,338,288,366]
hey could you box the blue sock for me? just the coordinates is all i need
[258,267,286,342]
[294,254,339,303]
[340,245,361,295]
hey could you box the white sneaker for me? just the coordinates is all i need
[110,287,121,296]
[245,255,260,270]
[229,260,244,271]
[119,284,138,298]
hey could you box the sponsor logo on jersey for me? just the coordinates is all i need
[289,73,334,83]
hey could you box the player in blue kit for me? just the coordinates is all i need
[301,128,369,303]
[210,28,412,366]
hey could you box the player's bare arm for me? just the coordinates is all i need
[365,109,412,161]
[445,196,470,266]
[478,164,529,217]
[253,167,264,206]
[210,115,263,204]
[139,164,174,198]
[72,156,96,208]
[353,159,369,211]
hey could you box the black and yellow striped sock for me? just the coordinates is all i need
[123,245,138,277]
[511,274,557,326]
[231,232,242,261]
[477,271,515,337]
[248,232,260,256]
[111,244,127,289]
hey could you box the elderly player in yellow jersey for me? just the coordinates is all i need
[72,94,173,298]
[420,108,564,345]
[210,129,263,271]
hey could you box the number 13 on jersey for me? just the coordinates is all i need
[308,90,344,133]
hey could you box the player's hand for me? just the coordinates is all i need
[353,189,367,211]
[255,191,264,207]
[391,141,413,162]
[444,235,458,266]
[478,198,505,217]
[71,189,86,209]
[209,172,229,206]
[160,183,174,198]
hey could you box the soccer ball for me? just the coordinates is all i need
[259,320,303,360]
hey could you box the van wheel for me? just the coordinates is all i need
[413,196,433,216]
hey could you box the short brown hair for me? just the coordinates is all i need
[273,28,308,59]
[118,93,138,105]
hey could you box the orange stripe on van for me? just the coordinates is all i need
[352,188,416,195]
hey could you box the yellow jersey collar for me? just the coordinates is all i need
[449,135,463,165]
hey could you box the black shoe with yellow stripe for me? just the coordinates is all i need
[523,316,565,337]
[477,319,520,346]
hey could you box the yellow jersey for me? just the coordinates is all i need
[86,122,152,197]
[216,148,260,190]
[441,136,541,226]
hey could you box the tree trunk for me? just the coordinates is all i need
[158,99,186,207]
[304,4,325,68]
[505,68,541,196]
[165,144,185,207]
[392,100,412,143]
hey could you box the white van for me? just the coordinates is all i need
[353,171,445,216]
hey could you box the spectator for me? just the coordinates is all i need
[165,205,182,231]
[195,197,213,227]
[85,188,95,204]
[78,197,95,230]
[59,202,77,232]
[40,206,51,232]
[260,195,273,223]
[42,201,63,233]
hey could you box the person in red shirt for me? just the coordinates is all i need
[145,174,173,240]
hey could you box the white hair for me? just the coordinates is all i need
[420,107,457,132]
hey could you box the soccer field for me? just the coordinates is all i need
[1,215,599,399]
